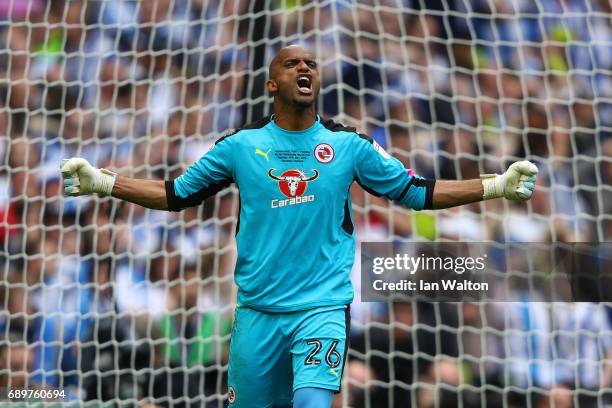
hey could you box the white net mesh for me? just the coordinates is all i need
[0,0,610,407]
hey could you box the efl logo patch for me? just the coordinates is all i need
[373,141,391,159]
[228,386,236,404]
[314,143,334,163]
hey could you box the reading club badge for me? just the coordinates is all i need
[314,143,334,164]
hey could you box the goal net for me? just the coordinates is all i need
[1,0,610,406]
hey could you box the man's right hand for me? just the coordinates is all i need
[60,158,117,196]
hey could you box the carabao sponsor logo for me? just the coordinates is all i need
[267,168,319,208]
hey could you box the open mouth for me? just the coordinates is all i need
[296,75,312,95]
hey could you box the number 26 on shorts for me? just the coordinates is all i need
[304,339,341,368]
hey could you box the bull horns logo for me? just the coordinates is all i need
[268,168,319,198]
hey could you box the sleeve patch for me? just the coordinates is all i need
[373,141,391,159]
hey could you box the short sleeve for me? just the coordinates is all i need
[352,134,435,210]
[166,137,235,211]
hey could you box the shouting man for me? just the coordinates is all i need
[61,45,537,408]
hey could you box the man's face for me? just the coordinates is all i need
[267,47,320,108]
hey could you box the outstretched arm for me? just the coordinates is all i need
[61,136,235,211]
[352,133,538,211]
[432,161,538,209]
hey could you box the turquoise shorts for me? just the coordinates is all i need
[227,304,350,408]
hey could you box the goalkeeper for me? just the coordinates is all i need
[60,45,537,408]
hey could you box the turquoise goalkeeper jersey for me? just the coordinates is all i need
[166,116,434,312]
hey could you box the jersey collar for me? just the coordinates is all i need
[269,114,321,136]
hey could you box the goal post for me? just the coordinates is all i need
[0,0,610,406]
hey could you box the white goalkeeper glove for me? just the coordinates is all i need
[60,158,117,196]
[481,160,538,201]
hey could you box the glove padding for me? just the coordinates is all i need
[60,158,116,196]
[481,160,538,201]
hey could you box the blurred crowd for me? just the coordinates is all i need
[0,0,610,406]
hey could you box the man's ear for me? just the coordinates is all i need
[266,79,278,94]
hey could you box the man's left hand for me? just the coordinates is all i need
[481,160,538,201]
